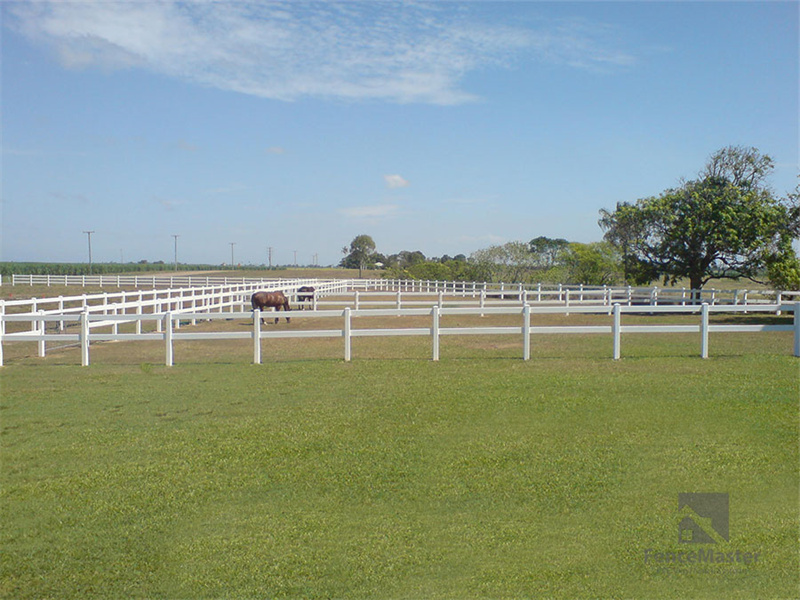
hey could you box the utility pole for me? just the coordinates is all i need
[230,242,236,268]
[172,234,180,272]
[293,250,298,266]
[83,231,95,274]
[268,246,273,268]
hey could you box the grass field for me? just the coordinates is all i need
[1,313,798,599]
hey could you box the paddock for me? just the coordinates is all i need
[1,276,798,366]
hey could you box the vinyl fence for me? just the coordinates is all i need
[10,273,796,306]
[2,301,798,367]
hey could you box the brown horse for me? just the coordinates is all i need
[251,291,291,324]
[296,286,316,307]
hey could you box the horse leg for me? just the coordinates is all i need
[284,301,291,323]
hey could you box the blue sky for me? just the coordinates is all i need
[2,1,797,266]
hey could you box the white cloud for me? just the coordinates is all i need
[7,2,636,105]
[340,204,399,219]
[383,174,409,189]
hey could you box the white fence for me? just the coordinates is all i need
[9,273,309,288]
[9,273,797,306]
[2,275,799,366]
[1,301,798,367]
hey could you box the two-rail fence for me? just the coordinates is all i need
[2,277,799,366]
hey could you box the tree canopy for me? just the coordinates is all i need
[340,234,377,277]
[599,146,800,290]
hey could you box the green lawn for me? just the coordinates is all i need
[1,341,798,599]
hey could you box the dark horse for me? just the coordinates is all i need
[297,286,316,307]
[251,291,291,324]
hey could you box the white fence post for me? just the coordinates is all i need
[793,302,800,358]
[165,311,174,367]
[700,303,709,359]
[253,309,262,365]
[58,297,65,332]
[523,304,531,361]
[80,310,90,367]
[343,308,352,362]
[37,310,46,358]
[0,300,5,367]
[613,304,621,360]
[432,305,440,361]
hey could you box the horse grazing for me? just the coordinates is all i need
[251,291,291,324]
[296,286,316,307]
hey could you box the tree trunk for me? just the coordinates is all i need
[689,274,704,303]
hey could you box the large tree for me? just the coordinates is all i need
[528,236,570,269]
[341,234,377,277]
[562,242,622,286]
[599,146,800,291]
[470,241,540,283]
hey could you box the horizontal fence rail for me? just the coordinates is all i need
[9,273,323,289]
[9,273,798,306]
[1,301,798,367]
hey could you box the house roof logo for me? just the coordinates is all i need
[678,493,729,544]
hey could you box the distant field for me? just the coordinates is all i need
[1,316,798,599]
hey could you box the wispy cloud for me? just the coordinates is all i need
[340,204,399,219]
[459,233,506,245]
[204,184,248,196]
[7,2,636,105]
[443,196,489,205]
[384,174,409,189]
[49,191,90,205]
[154,196,187,211]
[176,139,199,152]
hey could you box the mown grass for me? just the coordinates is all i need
[1,329,798,599]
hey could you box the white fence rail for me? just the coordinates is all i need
[1,302,798,367]
[9,273,798,306]
[9,273,319,288]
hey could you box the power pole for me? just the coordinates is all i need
[230,242,236,268]
[268,246,273,268]
[293,250,298,266]
[172,234,180,271]
[83,231,95,274]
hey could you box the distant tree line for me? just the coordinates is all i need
[341,146,800,290]
[0,262,233,278]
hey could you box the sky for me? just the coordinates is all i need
[2,0,798,267]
